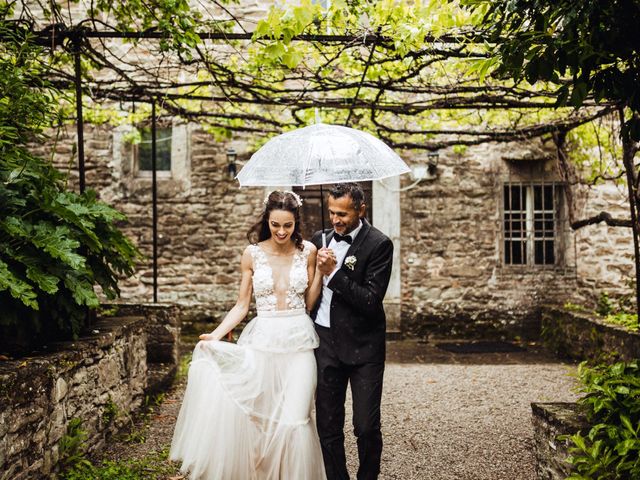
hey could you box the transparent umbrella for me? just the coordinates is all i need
[236,122,410,246]
[236,123,410,187]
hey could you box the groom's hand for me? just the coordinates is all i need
[317,247,337,276]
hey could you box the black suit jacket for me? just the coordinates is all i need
[311,219,394,365]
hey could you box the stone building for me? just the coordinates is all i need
[39,119,633,339]
[15,0,632,340]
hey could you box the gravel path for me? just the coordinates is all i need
[99,340,578,479]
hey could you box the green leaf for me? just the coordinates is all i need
[0,259,38,309]
[282,49,303,69]
[620,414,635,434]
[615,385,631,395]
[31,223,84,270]
[569,82,588,107]
[572,432,587,452]
[524,57,539,84]
[0,17,140,342]
[1,216,31,238]
[64,274,100,308]
[616,439,638,456]
[293,4,314,29]
[25,266,59,294]
[253,20,272,39]
[265,42,286,61]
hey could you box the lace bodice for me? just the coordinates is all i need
[249,241,311,312]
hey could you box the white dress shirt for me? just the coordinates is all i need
[315,221,363,328]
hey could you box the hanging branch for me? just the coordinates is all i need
[3,16,621,147]
[570,212,632,229]
[345,28,380,126]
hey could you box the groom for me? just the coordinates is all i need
[311,182,394,480]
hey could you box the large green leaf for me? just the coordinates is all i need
[0,258,38,309]
[25,265,59,294]
[0,216,31,238]
[31,223,85,270]
[64,272,100,308]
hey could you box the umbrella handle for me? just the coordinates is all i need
[320,184,326,249]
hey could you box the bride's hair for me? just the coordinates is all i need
[247,191,304,250]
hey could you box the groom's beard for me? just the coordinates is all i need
[333,217,360,235]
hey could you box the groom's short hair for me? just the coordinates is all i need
[329,183,365,211]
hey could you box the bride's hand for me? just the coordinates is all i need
[199,333,219,341]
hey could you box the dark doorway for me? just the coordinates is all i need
[294,182,373,240]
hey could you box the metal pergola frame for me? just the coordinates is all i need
[16,24,613,303]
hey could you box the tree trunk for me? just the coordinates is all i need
[619,107,640,319]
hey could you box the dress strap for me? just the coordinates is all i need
[248,244,262,268]
[300,240,312,259]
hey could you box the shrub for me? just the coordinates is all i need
[0,22,140,352]
[567,361,640,479]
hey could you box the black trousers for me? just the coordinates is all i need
[314,325,385,480]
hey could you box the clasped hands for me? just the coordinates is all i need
[317,247,337,276]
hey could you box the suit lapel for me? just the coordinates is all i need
[326,229,336,245]
[342,219,371,268]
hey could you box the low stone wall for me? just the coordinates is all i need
[541,307,640,361]
[533,308,640,479]
[531,403,588,480]
[103,302,181,394]
[401,305,541,341]
[0,317,147,479]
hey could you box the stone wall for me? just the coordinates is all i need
[38,123,263,316]
[0,317,147,479]
[531,402,587,480]
[398,140,624,339]
[541,307,640,361]
[43,124,635,337]
[572,181,635,295]
[104,302,182,393]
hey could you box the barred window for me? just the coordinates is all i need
[503,183,560,266]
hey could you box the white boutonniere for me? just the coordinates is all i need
[344,255,357,271]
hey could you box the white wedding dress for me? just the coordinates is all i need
[170,241,327,480]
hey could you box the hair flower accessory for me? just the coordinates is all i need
[344,255,357,271]
[263,190,303,207]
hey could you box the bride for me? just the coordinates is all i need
[170,190,327,480]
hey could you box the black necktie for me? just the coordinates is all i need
[334,233,352,244]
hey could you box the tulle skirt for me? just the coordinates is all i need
[170,309,326,480]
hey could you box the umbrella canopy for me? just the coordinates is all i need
[236,123,410,187]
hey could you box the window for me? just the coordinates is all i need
[503,183,562,266]
[137,127,172,172]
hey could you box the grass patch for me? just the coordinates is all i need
[61,447,178,480]
[176,353,192,381]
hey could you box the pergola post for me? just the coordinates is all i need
[151,99,159,303]
[73,40,86,194]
